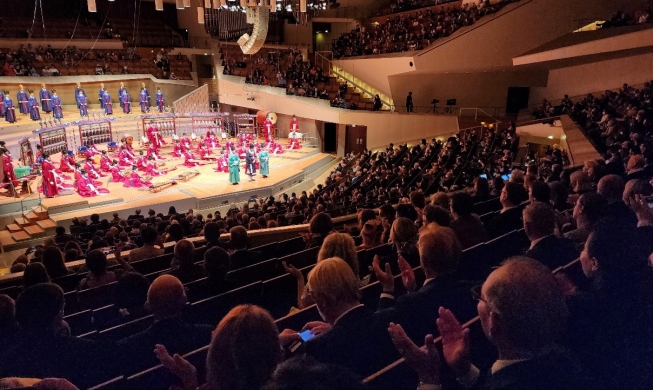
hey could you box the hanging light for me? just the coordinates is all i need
[205,0,211,7]
[184,0,191,7]
[270,0,276,12]
[197,7,205,23]
[213,0,220,8]
[176,0,184,9]
[87,0,97,12]
[300,0,306,12]
[155,0,164,11]
[240,0,247,7]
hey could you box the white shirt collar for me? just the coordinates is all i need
[334,304,364,326]
[491,358,530,374]
[529,234,553,250]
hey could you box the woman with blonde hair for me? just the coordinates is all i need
[430,192,450,210]
[388,217,420,267]
[358,218,383,250]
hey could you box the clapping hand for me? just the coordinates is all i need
[154,344,198,390]
[388,322,440,385]
[626,194,653,225]
[282,261,303,281]
[398,254,416,292]
[370,255,394,293]
[436,307,472,377]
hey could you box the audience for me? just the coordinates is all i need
[128,226,164,263]
[523,202,579,270]
[449,192,487,249]
[485,182,524,238]
[228,226,263,269]
[168,239,205,283]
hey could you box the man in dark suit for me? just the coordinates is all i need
[372,226,477,343]
[485,182,524,239]
[127,208,145,221]
[597,174,637,227]
[388,258,590,390]
[298,258,399,377]
[0,284,120,389]
[625,154,649,181]
[228,226,262,269]
[523,202,579,270]
[119,275,213,374]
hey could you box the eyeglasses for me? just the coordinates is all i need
[471,284,486,304]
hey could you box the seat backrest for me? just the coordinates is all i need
[260,264,314,318]
[92,304,120,330]
[130,253,174,274]
[275,304,321,331]
[188,281,263,326]
[250,241,278,260]
[278,246,319,269]
[226,257,279,286]
[97,315,155,342]
[276,236,305,257]
[64,309,94,336]
[53,273,86,292]
[69,281,118,314]
[88,376,127,390]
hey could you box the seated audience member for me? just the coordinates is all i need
[523,202,578,270]
[597,174,637,227]
[305,212,334,249]
[203,221,222,248]
[470,176,490,203]
[203,246,234,294]
[41,247,73,279]
[167,239,205,283]
[119,275,213,374]
[449,192,487,249]
[390,258,590,389]
[0,294,18,347]
[485,182,524,238]
[373,226,477,343]
[569,170,594,198]
[387,217,420,268]
[157,305,282,390]
[566,224,653,389]
[128,226,164,263]
[228,226,262,269]
[128,208,145,221]
[625,154,648,181]
[263,356,363,390]
[529,180,551,204]
[296,257,399,377]
[111,272,150,324]
[430,192,451,211]
[563,192,607,251]
[358,218,383,250]
[422,205,451,228]
[165,223,185,243]
[0,284,119,388]
[23,262,51,289]
[78,248,133,290]
[53,226,74,246]
[379,203,396,243]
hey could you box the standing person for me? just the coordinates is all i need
[405,91,414,113]
[77,90,88,117]
[98,83,106,109]
[228,147,241,185]
[121,89,131,114]
[27,90,41,121]
[373,94,382,111]
[0,90,6,118]
[4,91,16,123]
[263,114,274,143]
[40,153,58,198]
[155,87,164,112]
[118,82,126,106]
[245,143,257,182]
[16,85,28,115]
[139,89,149,113]
[141,82,151,107]
[74,82,86,109]
[259,144,269,178]
[289,114,299,132]
[102,90,113,115]
[1,147,17,196]
[51,90,63,119]
[39,83,52,113]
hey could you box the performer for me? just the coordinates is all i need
[41,153,58,198]
[39,83,52,113]
[118,82,126,106]
[17,85,28,115]
[4,91,16,123]
[74,82,86,109]
[51,90,63,119]
[171,139,183,158]
[99,150,112,172]
[146,122,164,150]
[58,151,74,173]
[259,144,270,178]
[123,165,151,188]
[84,157,106,179]
[120,89,131,114]
[198,142,212,160]
[205,131,219,149]
[263,114,274,143]
[0,90,5,117]
[118,145,135,167]
[76,169,109,197]
[103,90,113,115]
[98,83,106,109]
[245,143,257,182]
[155,87,164,112]
[27,90,41,121]
[181,149,200,168]
[1,147,17,195]
[146,143,163,161]
[108,160,126,184]
[145,155,167,176]
[141,82,151,107]
[135,151,148,171]
[215,150,229,173]
[77,90,89,117]
[228,147,241,185]
[88,144,102,155]
[139,89,149,113]
[288,129,302,149]
[180,133,192,152]
[290,114,300,132]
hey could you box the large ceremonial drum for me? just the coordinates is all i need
[256,110,277,124]
[122,134,134,147]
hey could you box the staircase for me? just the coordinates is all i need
[0,206,56,247]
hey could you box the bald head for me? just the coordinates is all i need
[147,275,187,319]
[598,174,625,203]
[481,257,567,354]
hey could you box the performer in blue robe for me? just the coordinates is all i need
[77,92,88,117]
[39,84,52,113]
[139,90,149,113]
[121,90,131,114]
[17,86,28,114]
[0,90,5,117]
[103,91,113,115]
[118,82,126,106]
[74,82,86,109]
[28,91,41,121]
[155,88,164,112]
[52,90,63,119]
[98,85,105,109]
[4,92,16,123]
[141,82,151,107]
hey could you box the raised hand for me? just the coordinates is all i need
[436,307,471,377]
[626,195,653,224]
[282,261,303,281]
[154,344,198,390]
[388,322,440,385]
[370,255,395,293]
[398,254,416,292]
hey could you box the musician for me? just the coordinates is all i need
[263,114,274,143]
[155,87,164,112]
[290,114,300,132]
[109,160,126,184]
[121,90,131,114]
[198,142,212,160]
[123,139,137,158]
[288,129,302,150]
[4,91,16,123]
[1,147,17,195]
[99,150,112,172]
[135,151,148,171]
[103,90,113,115]
[181,150,200,168]
[0,90,5,117]
[141,82,151,107]
[171,139,183,158]
[145,155,167,176]
[123,165,151,188]
[27,90,41,121]
[98,83,106,109]
[17,85,28,115]
[118,145,135,167]
[270,140,285,155]
[88,144,102,155]
[245,143,257,182]
[77,90,89,117]
[76,168,109,197]
[58,151,73,173]
[215,149,229,173]
[146,122,164,150]
[39,83,52,113]
[180,133,192,151]
[51,90,63,120]
[74,82,86,109]
[35,144,43,163]
[118,82,127,106]
[259,144,270,179]
[41,153,58,198]
[205,131,219,150]
[147,143,163,161]
[84,157,106,180]
[139,89,149,113]
[228,147,241,185]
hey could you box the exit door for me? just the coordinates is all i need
[345,125,367,155]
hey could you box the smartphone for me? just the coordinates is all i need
[501,173,512,181]
[299,329,315,342]
[29,247,38,253]
[479,174,487,179]
[102,248,112,254]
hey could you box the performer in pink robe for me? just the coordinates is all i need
[289,115,300,132]
[84,158,106,179]
[171,140,183,157]
[146,144,163,161]
[180,151,200,167]
[264,115,274,143]
[180,134,192,151]
[205,131,219,149]
[108,161,127,184]
[123,166,151,188]
[41,154,59,198]
[146,123,165,150]
[58,151,74,173]
[288,130,302,149]
[88,144,102,155]
[145,156,167,176]
[99,151,112,172]
[118,146,135,167]
[215,151,229,173]
[76,169,109,197]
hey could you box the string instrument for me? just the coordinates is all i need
[149,180,177,193]
[173,170,200,182]
[187,159,211,165]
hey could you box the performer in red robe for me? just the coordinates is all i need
[146,144,163,161]
[41,154,59,198]
[180,134,192,151]
[171,140,183,158]
[135,153,148,171]
[108,161,127,184]
[99,151,112,172]
[205,131,219,149]
[1,147,18,192]
[118,146,135,167]
[215,151,229,173]
[123,166,152,188]
[88,144,102,155]
[180,151,200,167]
[198,143,213,160]
[75,169,109,197]
[146,123,165,150]
[264,115,274,143]
[84,158,106,179]
[289,114,300,132]
[58,151,74,173]
[288,129,302,149]
[145,156,167,176]
[268,140,285,155]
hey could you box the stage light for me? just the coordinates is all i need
[155,0,164,10]
[548,135,554,139]
[87,0,97,12]
[198,7,205,23]
[176,0,185,9]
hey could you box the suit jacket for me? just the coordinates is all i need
[118,318,213,374]
[451,214,488,249]
[485,207,523,239]
[304,306,399,377]
[602,201,637,227]
[0,331,120,389]
[626,169,650,182]
[229,249,263,270]
[525,235,579,270]
[375,275,477,343]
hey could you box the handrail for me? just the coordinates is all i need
[458,107,502,128]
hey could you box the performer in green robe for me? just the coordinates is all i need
[259,144,269,178]
[228,148,241,185]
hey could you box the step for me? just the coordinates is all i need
[10,231,30,242]
[14,217,30,227]
[6,224,22,232]
[23,225,45,237]
[31,206,49,220]
[24,211,39,224]
[0,230,16,246]
[36,219,57,230]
